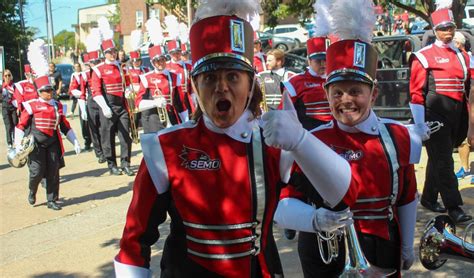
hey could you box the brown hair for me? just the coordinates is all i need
[192,73,263,121]
[2,69,13,83]
[267,49,285,64]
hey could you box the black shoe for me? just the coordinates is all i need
[420,199,447,213]
[284,229,296,240]
[98,157,106,164]
[110,166,123,176]
[84,145,92,152]
[448,207,472,224]
[122,166,135,176]
[47,201,61,210]
[28,191,36,205]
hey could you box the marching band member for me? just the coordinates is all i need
[2,69,17,148]
[82,28,106,164]
[253,33,267,73]
[409,0,472,223]
[283,36,332,130]
[70,62,92,151]
[270,0,419,276]
[91,17,134,176]
[15,39,81,210]
[114,1,352,276]
[13,64,38,113]
[135,18,184,133]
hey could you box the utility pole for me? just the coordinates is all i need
[18,0,25,77]
[44,0,55,60]
[187,0,192,27]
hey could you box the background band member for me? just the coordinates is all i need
[253,32,267,73]
[82,31,106,164]
[136,18,184,133]
[70,62,92,151]
[409,0,472,223]
[269,0,418,276]
[15,39,81,210]
[13,64,38,114]
[115,2,351,276]
[283,37,332,130]
[2,69,18,148]
[91,17,134,176]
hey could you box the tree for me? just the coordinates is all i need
[0,0,35,80]
[54,30,75,52]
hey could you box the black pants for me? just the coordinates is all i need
[298,228,400,278]
[87,100,104,159]
[423,94,464,209]
[99,105,132,168]
[141,109,165,133]
[28,140,61,202]
[2,104,18,145]
[71,97,78,113]
[79,107,92,148]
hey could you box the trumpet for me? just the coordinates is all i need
[256,75,268,113]
[152,80,172,128]
[419,215,474,270]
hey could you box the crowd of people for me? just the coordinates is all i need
[1,0,473,276]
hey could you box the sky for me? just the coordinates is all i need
[24,0,107,38]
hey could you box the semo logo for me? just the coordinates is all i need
[179,146,221,170]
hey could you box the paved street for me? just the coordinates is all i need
[1,99,473,277]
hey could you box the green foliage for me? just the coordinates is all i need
[0,0,34,80]
[54,30,75,51]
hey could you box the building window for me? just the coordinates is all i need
[136,10,144,28]
[149,7,160,20]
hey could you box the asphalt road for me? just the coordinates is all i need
[0,99,473,277]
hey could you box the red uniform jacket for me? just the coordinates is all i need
[281,115,418,241]
[91,61,129,98]
[127,66,149,92]
[79,71,91,101]
[116,116,285,277]
[17,98,72,153]
[254,53,267,73]
[167,60,195,113]
[14,80,37,111]
[410,41,471,105]
[69,72,82,98]
[282,69,333,122]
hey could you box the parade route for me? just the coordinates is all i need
[1,99,473,277]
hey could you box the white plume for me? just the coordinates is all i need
[330,0,376,43]
[164,15,180,39]
[27,39,49,76]
[313,0,333,37]
[146,17,163,46]
[98,16,114,41]
[86,28,102,52]
[178,22,189,44]
[435,0,453,10]
[194,0,261,31]
[130,29,143,51]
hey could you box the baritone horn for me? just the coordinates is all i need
[7,135,35,168]
[120,66,140,144]
[419,215,474,270]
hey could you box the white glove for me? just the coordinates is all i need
[93,95,113,119]
[154,97,167,108]
[14,127,25,152]
[71,89,82,98]
[262,92,306,151]
[401,246,415,270]
[312,207,353,233]
[407,122,431,141]
[74,141,82,154]
[409,103,425,124]
[78,99,88,121]
[124,88,132,98]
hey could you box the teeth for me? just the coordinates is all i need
[340,108,356,113]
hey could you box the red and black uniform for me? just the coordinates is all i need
[91,60,132,169]
[282,68,332,130]
[254,52,267,73]
[280,112,418,277]
[136,69,184,133]
[2,81,18,146]
[410,40,471,209]
[115,112,286,277]
[13,79,37,113]
[167,60,195,116]
[81,69,104,161]
[70,72,92,149]
[126,66,148,131]
[17,99,72,202]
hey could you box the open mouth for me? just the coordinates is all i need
[216,99,231,112]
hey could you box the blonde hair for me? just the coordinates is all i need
[267,49,285,64]
[2,69,12,82]
[454,32,466,46]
